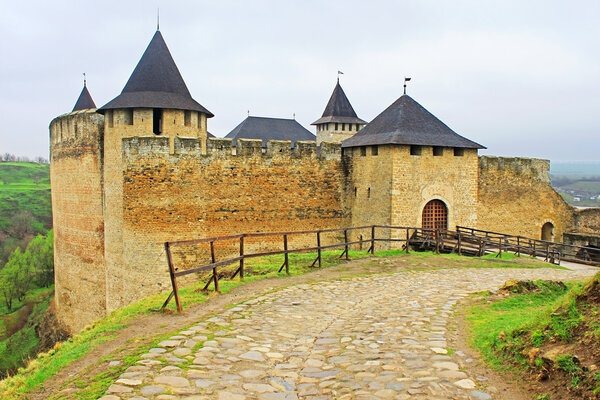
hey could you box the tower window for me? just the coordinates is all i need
[107,111,114,128]
[367,188,371,198]
[433,146,443,156]
[335,123,339,130]
[124,109,134,125]
[354,187,357,197]
[184,110,191,127]
[356,123,360,131]
[342,123,346,131]
[360,147,367,156]
[372,146,378,156]
[410,145,422,156]
[153,108,163,135]
[454,148,464,157]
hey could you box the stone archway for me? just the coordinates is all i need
[422,199,448,230]
[541,222,554,241]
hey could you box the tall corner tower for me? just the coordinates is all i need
[312,78,366,145]
[96,29,214,314]
[50,82,106,333]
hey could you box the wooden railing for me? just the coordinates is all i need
[161,225,599,312]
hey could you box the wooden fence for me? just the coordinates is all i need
[161,225,599,312]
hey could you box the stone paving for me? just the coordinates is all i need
[100,265,596,400]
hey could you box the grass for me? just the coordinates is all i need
[0,249,561,399]
[466,280,582,370]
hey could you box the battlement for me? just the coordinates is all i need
[479,155,550,183]
[49,109,104,147]
[122,136,342,161]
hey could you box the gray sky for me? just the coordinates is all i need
[1,0,599,162]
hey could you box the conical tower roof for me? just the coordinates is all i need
[342,94,485,149]
[98,30,213,117]
[311,81,366,125]
[72,84,96,111]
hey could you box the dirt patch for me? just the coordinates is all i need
[0,302,34,341]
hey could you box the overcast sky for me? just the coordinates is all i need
[1,0,599,162]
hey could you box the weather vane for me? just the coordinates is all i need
[83,72,87,87]
[157,8,160,31]
[337,70,344,83]
[403,77,411,95]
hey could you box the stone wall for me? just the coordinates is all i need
[50,110,106,333]
[477,156,574,240]
[572,208,600,234]
[107,137,349,309]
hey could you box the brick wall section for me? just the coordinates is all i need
[110,137,349,308]
[477,156,574,240]
[50,110,106,333]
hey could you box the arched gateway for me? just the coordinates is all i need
[422,200,448,230]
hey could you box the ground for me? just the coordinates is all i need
[32,257,596,399]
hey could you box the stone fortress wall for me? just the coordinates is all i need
[477,156,575,241]
[49,110,592,333]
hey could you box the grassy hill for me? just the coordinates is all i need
[0,162,51,233]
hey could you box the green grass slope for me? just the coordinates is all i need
[0,162,51,234]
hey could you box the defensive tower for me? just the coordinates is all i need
[312,78,366,145]
[95,29,213,314]
[342,94,485,242]
[50,83,105,331]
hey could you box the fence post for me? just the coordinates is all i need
[370,225,375,254]
[165,242,182,312]
[210,241,219,292]
[532,240,536,257]
[317,231,322,268]
[283,234,289,275]
[405,228,410,254]
[497,237,502,258]
[435,229,440,254]
[457,232,462,255]
[516,236,520,257]
[239,235,244,279]
[344,229,350,260]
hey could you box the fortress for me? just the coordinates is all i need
[50,30,598,333]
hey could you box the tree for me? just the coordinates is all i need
[0,248,34,311]
[26,231,54,287]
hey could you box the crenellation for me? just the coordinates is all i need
[319,141,342,160]
[294,141,317,158]
[479,156,550,183]
[237,138,263,156]
[174,137,203,156]
[266,140,292,158]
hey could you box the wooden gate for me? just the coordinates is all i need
[422,200,447,230]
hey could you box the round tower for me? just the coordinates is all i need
[312,78,366,145]
[50,82,106,333]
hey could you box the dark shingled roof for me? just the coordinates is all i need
[225,116,315,148]
[342,95,485,149]
[98,31,213,117]
[311,81,366,125]
[72,85,96,111]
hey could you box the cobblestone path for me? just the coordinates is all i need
[101,266,595,400]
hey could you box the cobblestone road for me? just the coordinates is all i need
[101,266,595,400]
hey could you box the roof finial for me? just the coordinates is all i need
[83,72,87,87]
[157,8,160,31]
[337,70,344,83]
[403,77,411,95]
[247,110,250,117]
[293,112,296,120]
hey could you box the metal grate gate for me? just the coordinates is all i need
[422,199,447,230]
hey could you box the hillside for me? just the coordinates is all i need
[0,162,51,265]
